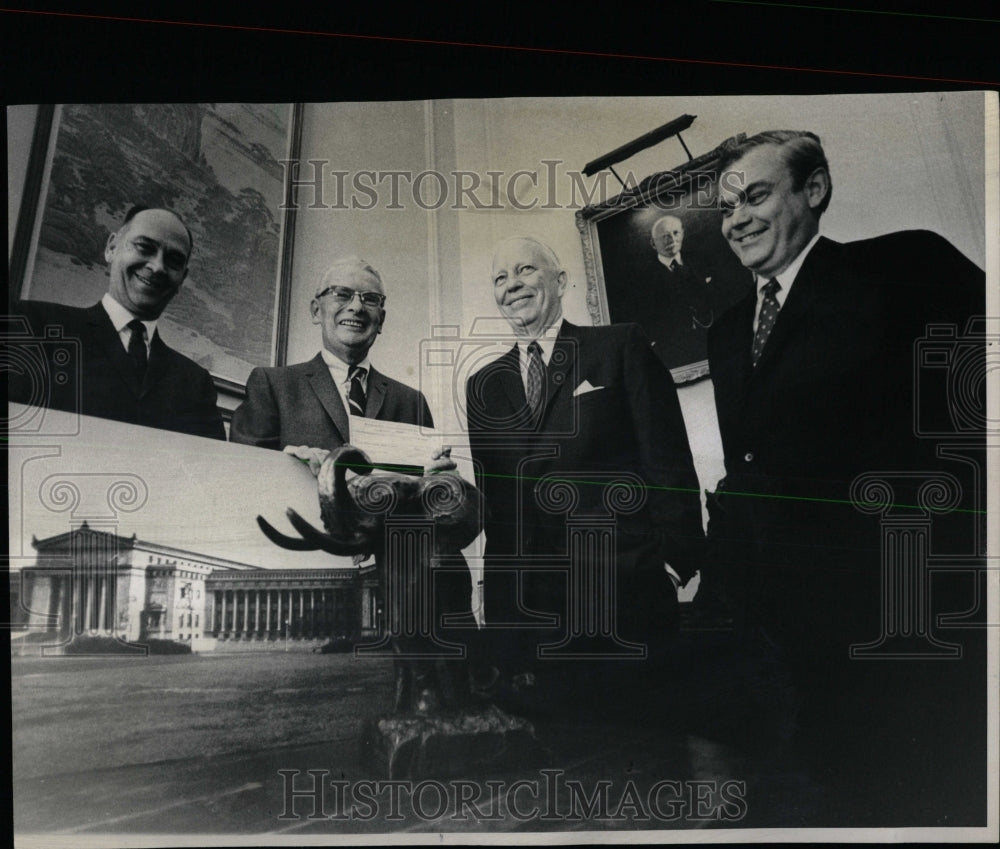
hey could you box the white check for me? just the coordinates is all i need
[348,417,443,472]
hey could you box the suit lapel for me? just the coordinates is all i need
[496,344,529,418]
[305,353,350,443]
[539,321,578,425]
[750,237,837,377]
[85,303,142,397]
[710,291,755,414]
[366,366,388,419]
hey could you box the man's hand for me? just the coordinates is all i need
[425,445,457,475]
[282,444,330,476]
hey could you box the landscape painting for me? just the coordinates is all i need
[17,102,300,390]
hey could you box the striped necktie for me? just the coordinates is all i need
[347,365,367,416]
[525,341,544,415]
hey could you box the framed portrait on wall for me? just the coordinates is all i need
[9,102,303,399]
[577,136,753,384]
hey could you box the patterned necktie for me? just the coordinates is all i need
[525,341,545,415]
[347,365,367,416]
[126,318,147,380]
[752,278,781,366]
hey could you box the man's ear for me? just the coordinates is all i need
[309,299,321,324]
[804,167,831,211]
[376,308,386,334]
[104,230,119,263]
[556,270,568,297]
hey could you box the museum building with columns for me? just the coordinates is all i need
[13,524,379,650]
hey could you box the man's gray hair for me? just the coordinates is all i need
[315,256,383,297]
[493,236,562,271]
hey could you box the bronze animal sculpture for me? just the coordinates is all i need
[257,445,485,714]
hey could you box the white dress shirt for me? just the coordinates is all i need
[752,233,821,332]
[657,252,683,272]
[102,293,155,356]
[320,347,372,417]
[516,317,563,392]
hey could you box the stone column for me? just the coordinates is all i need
[98,577,108,632]
[220,591,227,638]
[36,473,149,652]
[61,578,72,638]
[242,589,250,637]
[85,577,95,633]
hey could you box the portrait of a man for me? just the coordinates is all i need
[588,197,751,381]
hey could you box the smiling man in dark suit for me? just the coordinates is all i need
[11,206,225,440]
[466,236,705,697]
[706,130,985,823]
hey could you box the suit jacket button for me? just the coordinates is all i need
[744,452,754,462]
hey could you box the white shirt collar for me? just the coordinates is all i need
[102,293,157,337]
[516,317,563,366]
[102,293,156,353]
[657,253,683,270]
[754,232,821,308]
[320,348,372,382]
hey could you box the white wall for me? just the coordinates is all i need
[439,92,987,498]
[8,93,989,504]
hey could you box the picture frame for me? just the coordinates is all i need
[576,134,754,384]
[9,102,303,403]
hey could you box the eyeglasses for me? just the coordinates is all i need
[315,286,386,309]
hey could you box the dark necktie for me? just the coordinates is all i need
[347,365,367,416]
[525,341,544,415]
[126,319,147,380]
[752,278,781,366]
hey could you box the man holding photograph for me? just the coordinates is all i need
[230,256,453,475]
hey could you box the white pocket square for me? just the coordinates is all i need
[573,380,605,397]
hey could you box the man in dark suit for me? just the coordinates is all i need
[636,214,720,369]
[466,236,705,696]
[231,257,469,660]
[230,256,445,471]
[706,130,985,823]
[11,206,225,440]
[609,214,750,374]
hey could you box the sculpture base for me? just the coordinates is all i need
[361,705,540,779]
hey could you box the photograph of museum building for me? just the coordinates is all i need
[11,523,378,651]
